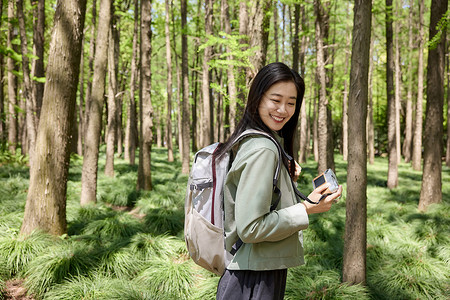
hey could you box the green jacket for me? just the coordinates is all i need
[224,133,309,271]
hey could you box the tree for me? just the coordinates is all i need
[180,0,190,174]
[314,0,328,174]
[412,0,425,171]
[17,0,38,164]
[105,8,119,177]
[124,0,138,165]
[342,0,372,285]
[21,0,87,235]
[81,0,112,205]
[7,0,18,153]
[31,0,45,120]
[165,0,174,162]
[418,0,447,211]
[137,0,153,190]
[386,0,398,189]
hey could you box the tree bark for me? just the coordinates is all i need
[84,0,97,142]
[418,0,447,211]
[367,33,375,165]
[165,0,174,162]
[292,3,300,162]
[105,13,119,177]
[7,0,18,153]
[412,0,424,171]
[446,35,450,168]
[80,0,112,205]
[180,0,190,174]
[137,0,153,190]
[402,0,414,163]
[20,0,87,236]
[342,20,351,161]
[394,1,402,163]
[30,0,45,121]
[342,0,371,285]
[200,0,213,148]
[124,0,138,165]
[314,0,328,174]
[236,0,249,119]
[386,0,398,189]
[298,5,308,164]
[17,0,38,167]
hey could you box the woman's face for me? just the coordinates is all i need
[258,81,297,132]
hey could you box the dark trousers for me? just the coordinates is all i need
[216,269,287,300]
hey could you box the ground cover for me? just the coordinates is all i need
[0,148,448,299]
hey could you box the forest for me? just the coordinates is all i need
[0,0,449,299]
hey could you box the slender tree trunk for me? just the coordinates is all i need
[31,0,45,120]
[21,0,87,236]
[0,53,4,143]
[165,0,174,162]
[7,0,18,153]
[292,3,300,162]
[181,0,190,174]
[403,0,414,163]
[386,0,398,189]
[78,35,85,155]
[124,0,138,165]
[313,87,319,162]
[412,0,424,171]
[273,2,279,62]
[105,13,118,177]
[394,1,402,163]
[418,0,447,211]
[236,0,249,119]
[200,0,213,148]
[342,0,371,285]
[367,33,375,165]
[314,0,328,174]
[80,0,112,205]
[446,36,450,168]
[84,0,97,141]
[298,6,308,163]
[17,0,38,167]
[137,0,154,190]
[222,0,237,135]
[342,25,351,161]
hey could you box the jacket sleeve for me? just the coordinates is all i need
[230,145,309,244]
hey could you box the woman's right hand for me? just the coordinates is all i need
[302,183,342,215]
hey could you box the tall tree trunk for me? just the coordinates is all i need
[314,0,328,174]
[446,35,450,168]
[78,35,85,155]
[0,54,4,143]
[412,0,424,171]
[84,0,97,142]
[298,5,308,164]
[124,0,138,165]
[105,13,118,177]
[200,0,213,148]
[342,0,371,285]
[273,1,279,62]
[80,0,112,205]
[292,3,300,162]
[342,21,351,161]
[137,0,153,190]
[222,0,237,135]
[403,0,414,163]
[394,1,402,163]
[386,0,398,189]
[31,0,45,120]
[367,33,375,165]
[165,0,174,162]
[418,0,447,211]
[180,0,190,174]
[7,0,18,153]
[21,0,87,236]
[247,0,272,81]
[17,0,38,167]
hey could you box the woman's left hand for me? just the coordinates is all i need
[291,161,302,182]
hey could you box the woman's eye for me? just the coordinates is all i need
[271,99,280,103]
[288,102,295,106]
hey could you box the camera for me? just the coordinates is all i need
[312,169,339,194]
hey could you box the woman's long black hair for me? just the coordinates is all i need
[215,62,305,175]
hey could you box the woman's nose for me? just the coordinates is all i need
[277,104,287,114]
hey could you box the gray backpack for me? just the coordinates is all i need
[184,129,284,275]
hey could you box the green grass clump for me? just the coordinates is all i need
[134,257,196,300]
[0,231,54,277]
[23,240,98,297]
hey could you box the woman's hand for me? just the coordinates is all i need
[291,161,302,182]
[302,183,343,215]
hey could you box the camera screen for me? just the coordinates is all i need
[314,175,326,187]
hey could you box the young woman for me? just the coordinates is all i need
[215,62,342,299]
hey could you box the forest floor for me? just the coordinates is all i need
[4,280,34,300]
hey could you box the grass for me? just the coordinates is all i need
[0,147,449,299]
